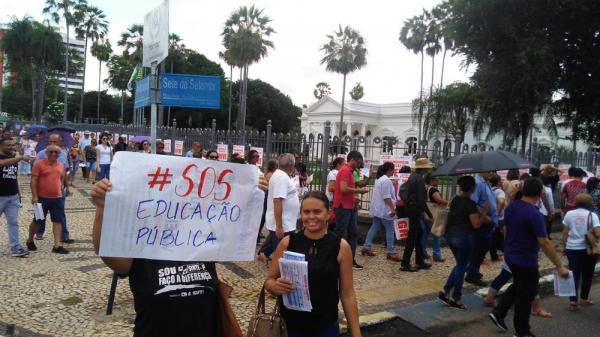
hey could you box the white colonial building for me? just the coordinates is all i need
[300,96,588,153]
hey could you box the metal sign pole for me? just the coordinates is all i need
[150,62,159,154]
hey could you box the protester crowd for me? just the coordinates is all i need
[2,123,600,337]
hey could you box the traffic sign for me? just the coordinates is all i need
[143,0,169,67]
[160,73,221,109]
[134,76,151,109]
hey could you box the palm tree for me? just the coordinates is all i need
[313,82,331,100]
[218,50,239,131]
[400,14,427,142]
[74,4,108,122]
[423,9,442,139]
[222,5,275,131]
[321,25,367,140]
[90,39,112,123]
[118,24,144,65]
[43,0,87,122]
[106,54,130,123]
[432,3,454,88]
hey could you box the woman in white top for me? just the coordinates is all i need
[327,157,345,203]
[361,162,400,261]
[95,134,113,181]
[561,193,600,311]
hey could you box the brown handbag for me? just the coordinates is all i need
[246,286,288,337]
[217,280,243,337]
[584,211,600,256]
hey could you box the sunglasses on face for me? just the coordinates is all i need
[143,143,150,146]
[209,155,219,159]
[252,155,260,158]
[48,151,59,154]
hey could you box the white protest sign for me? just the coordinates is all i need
[232,145,245,158]
[99,152,265,261]
[250,146,263,166]
[380,154,413,175]
[163,139,171,153]
[143,0,169,67]
[397,173,411,184]
[596,166,600,178]
[174,141,183,155]
[217,144,228,161]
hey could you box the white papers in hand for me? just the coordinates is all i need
[279,252,312,312]
[553,270,576,297]
[34,203,44,221]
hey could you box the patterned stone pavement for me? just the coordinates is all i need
[0,175,566,337]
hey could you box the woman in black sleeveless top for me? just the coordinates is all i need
[264,191,361,337]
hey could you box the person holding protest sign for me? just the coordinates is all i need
[91,175,268,337]
[265,191,361,337]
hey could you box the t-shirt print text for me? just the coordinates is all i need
[155,263,214,297]
[2,165,17,180]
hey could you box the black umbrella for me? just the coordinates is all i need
[431,150,534,176]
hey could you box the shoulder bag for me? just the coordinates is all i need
[585,211,600,255]
[246,286,288,337]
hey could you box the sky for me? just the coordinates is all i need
[1,0,473,108]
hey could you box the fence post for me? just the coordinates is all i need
[171,118,177,146]
[321,121,331,193]
[531,138,539,167]
[587,147,593,171]
[211,119,216,149]
[265,120,272,162]
[451,131,463,196]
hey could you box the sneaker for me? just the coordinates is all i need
[352,261,364,270]
[26,241,37,251]
[11,248,30,257]
[51,246,69,254]
[60,238,75,244]
[417,262,432,270]
[465,277,488,287]
[489,312,508,332]
[433,256,446,262]
[400,265,419,272]
[34,235,44,240]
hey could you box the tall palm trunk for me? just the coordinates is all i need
[120,90,124,123]
[417,50,425,142]
[338,73,347,140]
[240,64,249,132]
[424,55,436,140]
[31,68,38,121]
[238,67,243,129]
[439,48,447,89]
[78,34,89,123]
[96,60,101,122]
[63,22,70,122]
[228,64,233,131]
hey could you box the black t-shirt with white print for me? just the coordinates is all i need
[127,259,218,337]
[0,154,19,196]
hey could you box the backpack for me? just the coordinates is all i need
[399,179,409,202]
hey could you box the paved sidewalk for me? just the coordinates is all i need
[0,176,568,336]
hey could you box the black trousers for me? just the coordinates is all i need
[401,211,424,267]
[489,226,504,260]
[492,264,539,336]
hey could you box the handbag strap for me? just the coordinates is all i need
[255,285,267,315]
[588,211,593,232]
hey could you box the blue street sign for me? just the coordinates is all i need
[160,73,221,109]
[134,76,151,109]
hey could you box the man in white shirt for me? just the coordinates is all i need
[258,153,300,261]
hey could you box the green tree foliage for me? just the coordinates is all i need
[427,82,477,142]
[349,82,364,101]
[321,25,367,139]
[313,82,331,100]
[90,38,112,121]
[118,23,143,66]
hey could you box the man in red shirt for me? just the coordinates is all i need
[561,167,586,214]
[333,150,368,269]
[26,145,69,254]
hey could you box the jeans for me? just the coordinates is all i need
[19,160,31,175]
[444,234,474,300]
[69,160,79,177]
[36,196,69,240]
[492,264,539,336]
[334,208,358,257]
[97,164,110,180]
[401,211,425,267]
[566,249,598,302]
[0,194,25,253]
[287,322,340,337]
[489,268,513,294]
[466,228,492,280]
[260,230,293,258]
[422,219,442,258]
[363,216,396,254]
[489,225,504,260]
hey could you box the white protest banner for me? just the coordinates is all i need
[397,173,411,184]
[174,141,184,156]
[380,154,414,175]
[596,166,600,178]
[163,139,172,153]
[250,147,264,166]
[217,144,228,161]
[558,164,571,181]
[361,162,372,178]
[99,152,265,261]
[232,145,245,158]
[394,218,409,240]
[112,133,120,145]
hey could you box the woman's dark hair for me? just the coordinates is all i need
[330,157,345,170]
[206,149,218,158]
[522,177,543,197]
[424,173,438,184]
[568,166,576,177]
[541,174,554,186]
[247,149,258,162]
[399,165,411,174]
[377,162,395,179]
[230,156,246,164]
[506,169,520,181]
[266,159,278,173]
[489,174,501,187]
[458,175,476,193]
[573,167,585,178]
[529,168,541,177]
[520,173,531,180]
[587,177,599,193]
[301,191,330,211]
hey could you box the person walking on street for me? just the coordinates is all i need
[489,178,569,337]
[333,151,368,270]
[96,134,113,180]
[465,172,497,286]
[561,193,600,311]
[561,168,586,214]
[489,173,506,261]
[361,162,401,261]
[84,139,97,183]
[438,176,488,309]
[327,157,345,203]
[0,136,30,257]
[585,177,600,218]
[400,158,434,272]
[112,136,128,154]
[258,153,300,262]
[26,145,69,254]
[424,174,446,262]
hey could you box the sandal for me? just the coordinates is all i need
[580,299,594,306]
[360,248,376,257]
[438,291,451,306]
[449,299,467,310]
[531,309,553,318]
[569,302,578,312]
